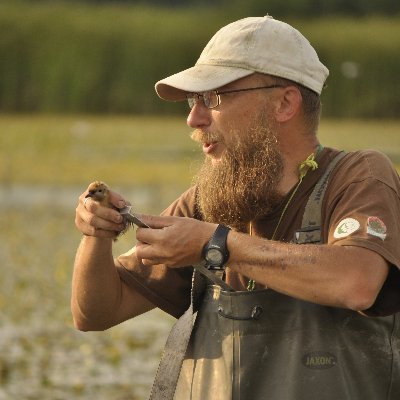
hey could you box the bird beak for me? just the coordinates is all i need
[85,192,94,198]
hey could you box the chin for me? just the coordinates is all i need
[210,157,222,166]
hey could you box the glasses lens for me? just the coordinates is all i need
[203,92,219,109]
[202,92,211,108]
[187,94,196,109]
[187,92,218,109]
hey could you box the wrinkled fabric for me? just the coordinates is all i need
[175,286,400,400]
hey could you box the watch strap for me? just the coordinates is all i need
[203,224,231,270]
[210,224,230,250]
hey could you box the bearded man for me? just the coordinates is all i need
[72,16,400,400]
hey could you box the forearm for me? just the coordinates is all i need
[227,232,389,310]
[71,236,122,330]
[133,215,389,311]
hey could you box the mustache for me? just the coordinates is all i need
[190,129,220,144]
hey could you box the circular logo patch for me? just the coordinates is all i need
[334,218,360,239]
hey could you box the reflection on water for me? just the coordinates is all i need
[0,312,174,400]
[0,187,176,399]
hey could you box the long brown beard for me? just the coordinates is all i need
[192,114,284,231]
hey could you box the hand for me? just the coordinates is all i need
[135,215,217,268]
[75,183,128,239]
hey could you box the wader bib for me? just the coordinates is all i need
[151,153,400,400]
[175,286,400,400]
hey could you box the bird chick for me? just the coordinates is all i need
[85,180,131,238]
[86,181,111,206]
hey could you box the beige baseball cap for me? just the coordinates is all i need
[155,16,329,101]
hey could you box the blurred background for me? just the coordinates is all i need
[0,0,399,399]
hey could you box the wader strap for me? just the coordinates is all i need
[149,270,206,400]
[194,263,234,292]
[294,151,346,244]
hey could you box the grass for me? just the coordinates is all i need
[0,115,399,189]
[1,6,400,117]
[0,114,200,187]
[0,114,399,399]
[318,119,400,167]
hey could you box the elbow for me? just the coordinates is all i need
[339,247,389,312]
[342,282,380,312]
[73,321,91,332]
[345,295,377,313]
[71,304,113,332]
[72,317,93,332]
[72,316,111,332]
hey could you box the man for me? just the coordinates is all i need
[72,16,400,399]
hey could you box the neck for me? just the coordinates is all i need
[277,133,320,195]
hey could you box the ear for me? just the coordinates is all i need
[273,86,302,123]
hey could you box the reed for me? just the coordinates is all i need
[0,2,399,117]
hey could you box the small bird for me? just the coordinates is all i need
[85,180,113,207]
[85,180,131,238]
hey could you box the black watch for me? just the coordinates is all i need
[202,224,231,270]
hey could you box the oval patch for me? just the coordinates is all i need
[367,216,387,240]
[302,352,337,370]
[334,218,360,239]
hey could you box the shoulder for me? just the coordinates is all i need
[331,149,400,195]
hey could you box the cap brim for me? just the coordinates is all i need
[155,64,253,101]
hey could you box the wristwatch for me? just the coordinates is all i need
[202,224,231,270]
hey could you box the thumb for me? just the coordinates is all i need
[139,214,177,229]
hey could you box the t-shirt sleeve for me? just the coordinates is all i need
[116,186,199,319]
[323,150,400,315]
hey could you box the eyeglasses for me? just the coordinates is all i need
[186,84,283,109]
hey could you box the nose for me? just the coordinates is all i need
[186,101,212,129]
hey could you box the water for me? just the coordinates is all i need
[0,184,176,399]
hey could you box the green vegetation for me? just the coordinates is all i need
[0,1,399,117]
[0,204,173,398]
[0,115,199,187]
[0,116,399,190]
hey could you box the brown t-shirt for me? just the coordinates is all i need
[116,147,400,318]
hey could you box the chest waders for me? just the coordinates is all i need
[150,153,400,400]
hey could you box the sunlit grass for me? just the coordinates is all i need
[0,114,200,187]
[319,119,400,169]
[0,115,399,190]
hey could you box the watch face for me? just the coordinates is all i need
[206,248,224,266]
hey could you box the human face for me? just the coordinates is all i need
[193,108,284,230]
[187,75,280,164]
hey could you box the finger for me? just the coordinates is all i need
[83,197,124,225]
[108,189,130,210]
[75,213,119,238]
[77,199,125,232]
[139,214,177,229]
[135,242,160,264]
[141,258,160,267]
[135,224,167,244]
